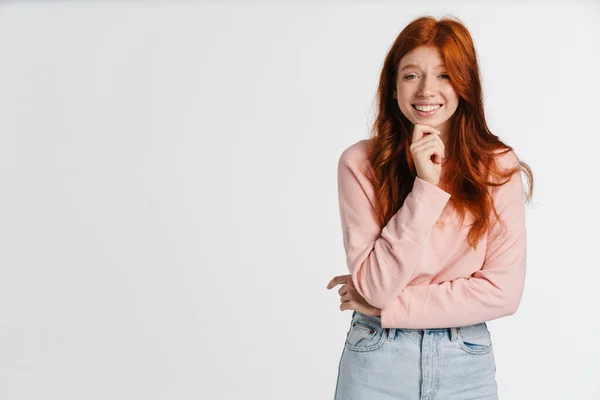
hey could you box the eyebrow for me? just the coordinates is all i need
[400,63,445,71]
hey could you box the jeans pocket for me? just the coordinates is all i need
[344,312,386,352]
[457,323,493,355]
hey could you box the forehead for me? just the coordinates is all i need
[399,46,445,70]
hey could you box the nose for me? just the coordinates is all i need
[417,75,438,97]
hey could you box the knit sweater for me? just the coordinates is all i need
[337,139,527,329]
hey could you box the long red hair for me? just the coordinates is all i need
[366,15,534,249]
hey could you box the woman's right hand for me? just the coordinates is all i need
[409,124,445,186]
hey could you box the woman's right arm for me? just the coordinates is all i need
[337,145,451,309]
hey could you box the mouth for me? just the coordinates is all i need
[412,104,443,117]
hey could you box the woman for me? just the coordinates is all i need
[326,15,533,399]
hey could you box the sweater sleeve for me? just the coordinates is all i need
[380,152,527,329]
[337,146,451,309]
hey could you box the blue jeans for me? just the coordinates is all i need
[334,311,498,399]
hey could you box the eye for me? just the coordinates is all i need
[403,74,450,80]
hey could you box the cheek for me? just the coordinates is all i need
[398,102,412,116]
[396,89,413,107]
[446,96,459,111]
[442,87,459,104]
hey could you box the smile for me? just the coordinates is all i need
[412,104,442,116]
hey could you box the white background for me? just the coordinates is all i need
[0,1,598,399]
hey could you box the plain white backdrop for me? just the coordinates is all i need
[0,1,598,399]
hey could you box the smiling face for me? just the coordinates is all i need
[393,46,459,142]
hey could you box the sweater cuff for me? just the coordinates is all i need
[383,176,451,243]
[381,306,394,328]
[412,176,452,202]
[381,292,410,329]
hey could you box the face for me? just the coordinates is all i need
[393,46,459,142]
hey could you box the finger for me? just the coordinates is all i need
[338,285,348,296]
[410,136,443,159]
[434,134,445,155]
[326,275,343,289]
[412,124,431,144]
[412,142,444,160]
[411,137,441,154]
[411,131,443,148]
[326,274,351,289]
[412,124,441,144]
[413,135,444,151]
[340,292,351,303]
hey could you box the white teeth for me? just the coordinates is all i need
[414,104,441,112]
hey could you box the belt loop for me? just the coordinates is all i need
[450,327,459,342]
[387,327,396,341]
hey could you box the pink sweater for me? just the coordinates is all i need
[337,139,527,329]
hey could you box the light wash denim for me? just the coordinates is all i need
[334,311,498,399]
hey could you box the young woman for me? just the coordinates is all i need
[326,15,533,399]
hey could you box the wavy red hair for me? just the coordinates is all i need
[366,15,534,249]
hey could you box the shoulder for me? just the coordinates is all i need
[338,139,371,174]
[337,139,377,200]
[493,148,520,171]
[489,148,525,205]
[486,147,521,186]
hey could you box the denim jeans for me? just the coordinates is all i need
[334,311,498,399]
